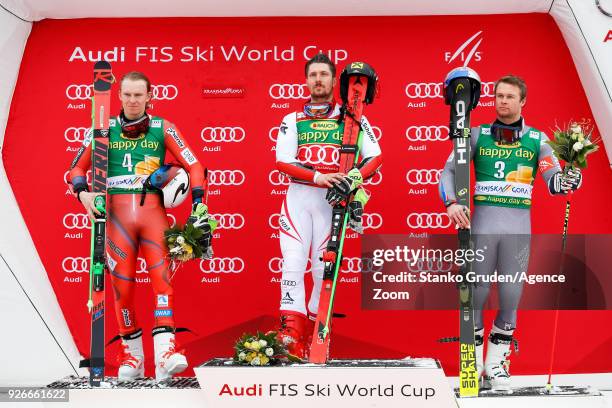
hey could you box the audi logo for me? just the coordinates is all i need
[406,169,442,185]
[64,127,91,143]
[363,171,383,186]
[167,214,176,228]
[62,257,148,273]
[62,257,90,274]
[269,127,280,143]
[405,126,449,142]
[200,127,246,143]
[63,213,90,229]
[269,213,281,229]
[299,145,340,166]
[66,84,178,100]
[406,213,452,229]
[269,83,309,100]
[268,170,289,186]
[208,170,245,186]
[210,213,245,230]
[199,257,245,273]
[64,170,92,185]
[341,257,382,273]
[404,81,495,99]
[406,258,454,273]
[268,257,312,274]
[363,213,383,230]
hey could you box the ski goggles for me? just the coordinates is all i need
[303,101,334,118]
[491,123,521,144]
[119,111,150,138]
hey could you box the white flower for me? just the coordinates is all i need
[585,139,592,146]
[573,142,584,152]
[251,357,261,366]
[265,347,274,357]
[238,352,246,361]
[176,236,185,244]
[570,125,582,134]
[259,339,268,347]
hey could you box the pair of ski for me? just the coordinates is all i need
[76,61,113,387]
[308,62,377,363]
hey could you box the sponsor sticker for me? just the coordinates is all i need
[151,119,162,128]
[180,148,197,165]
[166,127,185,148]
[157,294,169,307]
[154,309,173,317]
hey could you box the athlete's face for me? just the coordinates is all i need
[119,79,151,120]
[494,82,525,123]
[306,63,336,103]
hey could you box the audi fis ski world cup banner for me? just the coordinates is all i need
[3,15,612,377]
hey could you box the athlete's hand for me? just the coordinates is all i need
[447,203,471,229]
[314,172,347,187]
[79,191,104,222]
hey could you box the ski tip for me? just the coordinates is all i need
[86,299,93,313]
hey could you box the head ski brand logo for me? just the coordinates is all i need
[199,258,245,273]
[445,31,483,65]
[268,83,309,100]
[200,127,246,143]
[208,170,245,186]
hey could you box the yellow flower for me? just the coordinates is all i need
[181,243,193,255]
[250,342,261,351]
[244,342,251,349]
[578,135,585,142]
[260,355,269,365]
[245,354,253,363]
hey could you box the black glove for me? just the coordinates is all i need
[549,167,582,194]
[325,168,363,206]
[348,200,364,233]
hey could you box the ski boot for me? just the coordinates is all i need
[117,329,145,380]
[483,327,514,392]
[153,328,188,382]
[275,311,310,359]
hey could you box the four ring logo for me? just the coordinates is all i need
[405,82,494,99]
[199,257,245,273]
[63,213,90,229]
[66,84,178,100]
[299,145,340,166]
[268,170,289,186]
[210,213,245,230]
[135,257,148,274]
[269,84,309,100]
[363,213,383,230]
[208,170,245,186]
[363,171,383,186]
[64,127,91,143]
[64,170,92,185]
[62,257,89,273]
[200,127,246,143]
[406,258,454,273]
[406,126,449,142]
[268,257,312,274]
[406,213,452,229]
[341,257,380,274]
[406,169,442,185]
[268,213,281,229]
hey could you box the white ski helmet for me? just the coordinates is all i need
[144,164,190,208]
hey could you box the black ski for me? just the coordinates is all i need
[444,66,480,397]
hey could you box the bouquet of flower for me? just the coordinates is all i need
[233,332,301,366]
[164,223,207,262]
[546,120,600,168]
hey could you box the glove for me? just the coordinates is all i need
[348,188,370,234]
[549,167,582,194]
[326,168,363,206]
[186,203,217,259]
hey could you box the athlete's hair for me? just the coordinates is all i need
[494,75,527,100]
[120,71,151,92]
[304,53,336,78]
